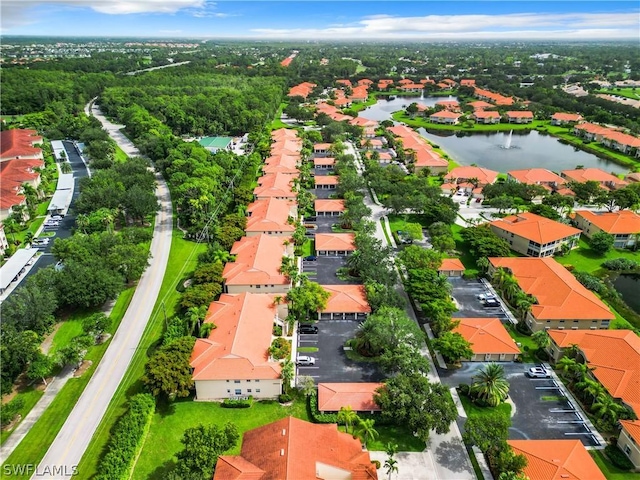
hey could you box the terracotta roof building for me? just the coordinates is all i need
[454,318,521,361]
[573,210,640,249]
[318,383,383,413]
[618,420,640,469]
[223,235,293,293]
[488,257,614,332]
[467,100,493,110]
[551,112,584,125]
[507,439,605,480]
[315,199,345,216]
[253,173,297,200]
[245,198,297,237]
[0,158,44,220]
[473,110,501,124]
[561,168,628,191]
[214,417,378,480]
[429,110,462,125]
[315,175,339,189]
[489,212,581,257]
[474,87,514,106]
[319,284,371,320]
[506,111,534,123]
[263,154,300,175]
[287,82,316,99]
[315,233,356,256]
[314,157,336,169]
[0,129,43,162]
[190,293,283,400]
[438,258,465,277]
[445,166,499,187]
[507,169,566,191]
[386,125,448,175]
[314,143,332,154]
[547,329,640,417]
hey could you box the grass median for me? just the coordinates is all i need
[76,230,205,479]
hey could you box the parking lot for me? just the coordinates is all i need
[313,187,335,200]
[449,277,510,321]
[302,256,352,285]
[297,319,384,383]
[439,362,600,447]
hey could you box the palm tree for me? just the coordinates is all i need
[576,378,606,406]
[515,296,533,322]
[591,393,625,424]
[75,214,90,234]
[384,458,399,480]
[354,418,378,448]
[470,363,510,407]
[492,267,511,290]
[3,217,20,243]
[24,231,35,246]
[337,406,359,434]
[280,359,294,394]
[531,330,550,352]
[185,306,207,336]
[61,161,72,174]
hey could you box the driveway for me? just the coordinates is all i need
[313,187,335,199]
[304,256,352,285]
[297,319,384,383]
[449,277,509,320]
[439,362,599,446]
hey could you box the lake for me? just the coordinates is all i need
[360,95,457,122]
[418,128,628,174]
[613,274,640,314]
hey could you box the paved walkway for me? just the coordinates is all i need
[349,142,475,480]
[33,103,173,479]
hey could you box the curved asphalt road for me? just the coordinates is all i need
[33,103,173,479]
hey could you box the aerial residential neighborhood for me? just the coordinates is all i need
[0,3,639,480]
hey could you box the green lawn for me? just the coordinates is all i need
[451,223,479,275]
[0,388,44,445]
[299,238,314,257]
[78,230,206,479]
[387,214,431,232]
[355,64,367,73]
[114,145,129,163]
[268,102,288,131]
[131,399,310,479]
[590,450,635,480]
[0,286,136,479]
[596,88,640,100]
[392,111,548,132]
[459,393,512,419]
[297,346,319,353]
[555,239,639,275]
[504,324,538,363]
[49,319,84,354]
[361,424,425,452]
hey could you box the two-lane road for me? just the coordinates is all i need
[33,104,173,479]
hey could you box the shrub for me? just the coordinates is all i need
[0,397,25,426]
[602,258,640,271]
[272,324,283,336]
[95,394,155,480]
[458,384,470,396]
[269,337,291,360]
[604,444,634,470]
[308,392,339,423]
[372,460,381,469]
[222,396,253,409]
[573,271,604,293]
[278,393,292,403]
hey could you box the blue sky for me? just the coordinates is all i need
[2,1,639,39]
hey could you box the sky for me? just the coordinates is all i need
[2,1,639,40]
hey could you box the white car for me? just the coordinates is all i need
[527,366,551,378]
[296,356,316,366]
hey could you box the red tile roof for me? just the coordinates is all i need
[315,233,355,252]
[508,168,565,186]
[253,173,297,199]
[551,112,583,122]
[0,159,43,210]
[314,199,345,213]
[488,258,614,321]
[473,110,500,119]
[223,235,292,286]
[620,420,640,444]
[430,110,461,120]
[313,157,336,167]
[214,417,377,480]
[445,166,499,186]
[506,110,534,118]
[246,198,296,234]
[508,439,605,480]
[490,212,581,245]
[454,318,520,355]
[460,79,476,86]
[321,284,371,314]
[315,175,339,186]
[467,100,494,110]
[561,168,627,188]
[574,210,640,235]
[190,293,281,381]
[548,329,639,416]
[439,258,465,272]
[0,129,42,160]
[474,87,514,105]
[318,383,382,412]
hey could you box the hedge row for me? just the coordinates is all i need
[308,393,339,424]
[222,396,253,409]
[95,394,156,480]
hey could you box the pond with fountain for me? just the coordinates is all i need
[359,96,630,174]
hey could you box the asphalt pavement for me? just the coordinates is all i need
[33,104,173,479]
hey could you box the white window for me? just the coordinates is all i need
[235,389,241,395]
[256,389,261,393]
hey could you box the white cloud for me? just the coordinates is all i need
[250,12,639,39]
[1,0,206,30]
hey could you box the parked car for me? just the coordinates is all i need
[296,355,316,366]
[304,224,318,230]
[483,299,500,308]
[51,215,63,220]
[476,293,496,302]
[303,255,317,262]
[298,324,319,334]
[527,366,550,378]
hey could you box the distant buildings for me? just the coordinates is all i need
[573,210,640,249]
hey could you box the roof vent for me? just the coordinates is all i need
[280,449,285,456]
[282,429,286,436]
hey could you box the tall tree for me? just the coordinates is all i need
[470,363,510,407]
[143,336,196,399]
